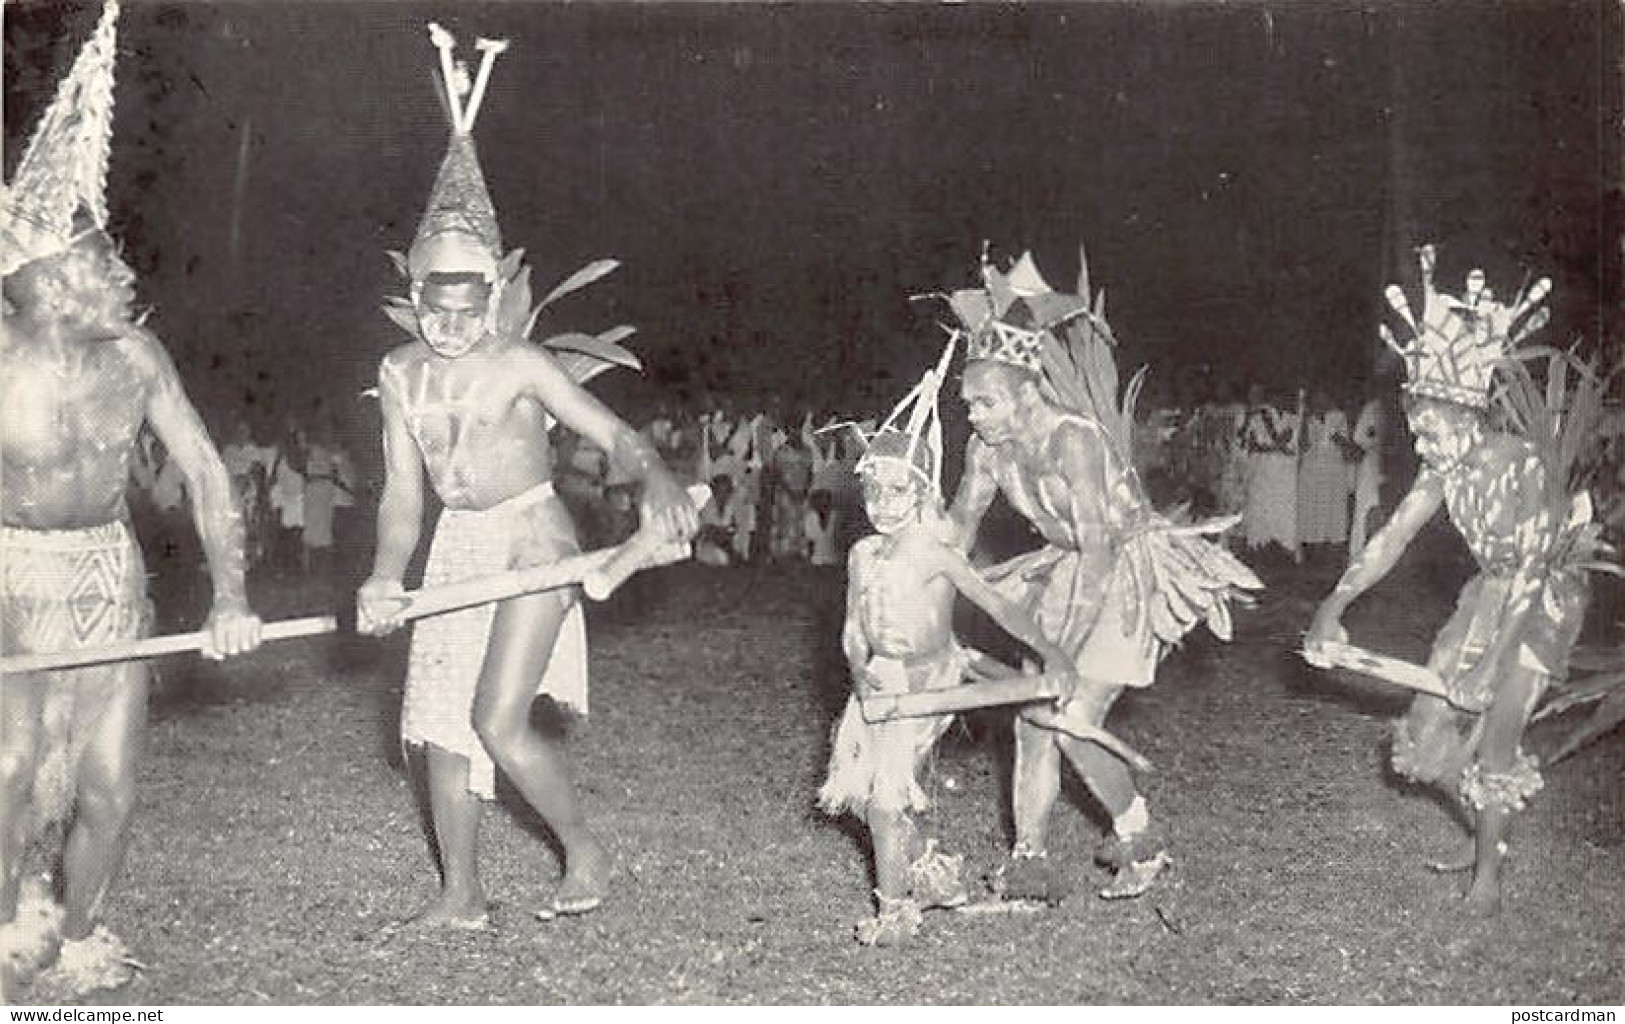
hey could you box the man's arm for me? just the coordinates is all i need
[841,542,875,689]
[1307,469,1445,644]
[932,544,1071,673]
[947,436,999,553]
[132,328,261,657]
[520,347,697,542]
[1040,419,1117,641]
[357,357,426,635]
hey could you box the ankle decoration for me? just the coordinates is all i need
[855,892,923,946]
[1112,795,1150,838]
[909,839,969,909]
[1098,820,1169,869]
[1459,751,1543,814]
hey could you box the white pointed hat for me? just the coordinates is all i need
[406,24,509,284]
[0,0,121,277]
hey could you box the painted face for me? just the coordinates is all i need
[960,359,1030,446]
[416,277,492,358]
[13,230,136,332]
[860,459,925,535]
[1405,397,1480,474]
[81,233,137,325]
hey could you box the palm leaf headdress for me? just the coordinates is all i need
[943,244,1146,469]
[378,25,638,387]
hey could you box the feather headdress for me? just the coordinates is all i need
[947,243,1263,655]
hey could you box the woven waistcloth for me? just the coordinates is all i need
[401,483,588,800]
[2,521,150,831]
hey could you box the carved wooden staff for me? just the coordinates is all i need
[859,671,1066,723]
[1300,638,1453,703]
[0,616,341,676]
[861,669,1152,772]
[2,485,709,676]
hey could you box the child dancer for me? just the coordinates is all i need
[819,339,1073,946]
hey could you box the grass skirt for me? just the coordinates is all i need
[818,646,961,818]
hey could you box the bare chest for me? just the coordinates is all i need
[993,452,1082,538]
[0,345,146,467]
[397,364,527,451]
[854,542,949,649]
[1441,457,1541,572]
[390,359,551,505]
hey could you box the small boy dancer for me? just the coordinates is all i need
[357,27,695,929]
[819,340,1074,946]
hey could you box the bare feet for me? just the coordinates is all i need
[377,890,492,940]
[1461,878,1503,918]
[536,840,614,920]
[1426,836,1477,874]
[855,896,921,947]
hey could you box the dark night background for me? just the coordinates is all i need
[5,1,1622,438]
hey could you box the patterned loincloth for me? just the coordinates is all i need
[401,483,589,800]
[818,645,963,818]
[1,522,150,831]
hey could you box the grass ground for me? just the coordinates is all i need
[39,536,1625,1004]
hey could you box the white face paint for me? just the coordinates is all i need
[1406,397,1480,475]
[860,459,925,535]
[415,278,492,359]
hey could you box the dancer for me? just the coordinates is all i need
[820,339,1074,945]
[1,0,262,996]
[945,247,1261,901]
[1306,246,1608,915]
[356,26,696,930]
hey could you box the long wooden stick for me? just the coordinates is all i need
[401,484,709,616]
[399,546,619,621]
[860,670,1152,772]
[1301,639,1454,703]
[1044,717,1153,773]
[3,485,711,676]
[860,672,1067,722]
[0,545,657,676]
[0,616,338,675]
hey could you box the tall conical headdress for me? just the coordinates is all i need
[1381,244,1552,410]
[855,334,957,495]
[0,0,121,277]
[406,24,508,284]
